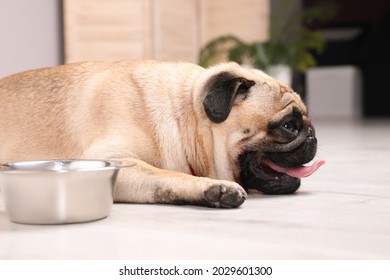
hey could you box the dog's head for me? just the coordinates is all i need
[199,63,324,194]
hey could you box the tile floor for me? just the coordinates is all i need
[0,119,389,259]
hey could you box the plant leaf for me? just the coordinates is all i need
[199,35,244,67]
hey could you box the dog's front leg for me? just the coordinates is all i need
[110,158,246,208]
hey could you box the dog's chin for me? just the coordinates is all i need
[239,151,301,195]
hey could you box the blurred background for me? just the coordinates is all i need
[1,0,389,119]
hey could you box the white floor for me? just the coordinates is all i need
[1,119,390,260]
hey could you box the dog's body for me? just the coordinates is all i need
[0,60,322,208]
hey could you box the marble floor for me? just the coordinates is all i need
[0,119,389,260]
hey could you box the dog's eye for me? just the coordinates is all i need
[282,119,299,136]
[268,108,303,142]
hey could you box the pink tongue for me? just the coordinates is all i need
[261,158,326,178]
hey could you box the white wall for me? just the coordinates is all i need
[0,0,63,78]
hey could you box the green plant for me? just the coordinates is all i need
[199,0,339,72]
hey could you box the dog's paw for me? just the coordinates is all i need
[203,183,247,208]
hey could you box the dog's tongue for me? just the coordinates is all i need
[261,158,325,178]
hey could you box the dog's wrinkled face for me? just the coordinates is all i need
[202,65,324,194]
[238,114,318,194]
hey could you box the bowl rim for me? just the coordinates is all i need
[0,159,134,173]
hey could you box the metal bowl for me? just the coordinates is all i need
[0,159,130,225]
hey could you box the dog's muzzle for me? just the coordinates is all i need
[239,127,325,194]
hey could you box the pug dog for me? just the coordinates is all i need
[0,60,324,208]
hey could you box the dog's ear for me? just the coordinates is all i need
[203,72,255,123]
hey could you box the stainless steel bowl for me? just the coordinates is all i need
[0,159,131,225]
